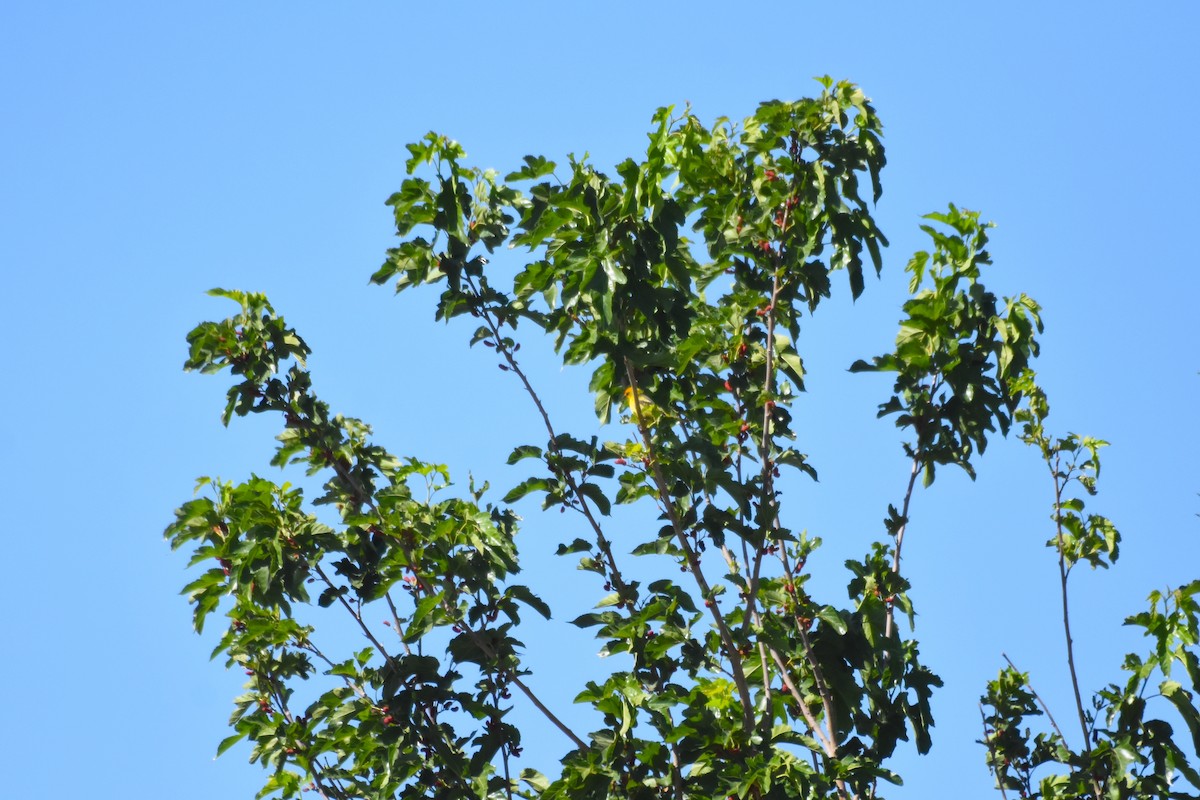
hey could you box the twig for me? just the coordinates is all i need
[743,271,784,645]
[624,358,756,731]
[978,703,1011,800]
[884,457,921,640]
[312,563,395,668]
[1047,456,1102,799]
[1050,455,1091,753]
[769,648,852,800]
[394,538,588,751]
[1001,654,1067,744]
[464,274,635,607]
[509,675,586,750]
[769,647,834,756]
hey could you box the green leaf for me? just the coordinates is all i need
[508,584,552,619]
[555,538,592,556]
[503,476,550,503]
[817,605,848,635]
[215,731,246,758]
[507,444,543,465]
[504,154,556,182]
[1163,680,1200,755]
[577,481,612,516]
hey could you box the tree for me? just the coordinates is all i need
[166,78,1200,800]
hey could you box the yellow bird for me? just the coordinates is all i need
[623,386,665,425]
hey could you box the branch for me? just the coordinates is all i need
[796,626,839,753]
[312,562,396,668]
[624,358,756,732]
[978,703,1011,800]
[1048,457,1100,800]
[509,675,587,750]
[768,647,834,756]
[1051,456,1090,748]
[884,457,920,640]
[394,539,588,752]
[465,274,635,607]
[744,271,784,644]
[1001,654,1067,744]
[768,648,852,800]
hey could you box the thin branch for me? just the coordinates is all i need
[624,358,756,732]
[383,592,414,655]
[509,675,587,750]
[1047,458,1101,799]
[978,703,1011,800]
[796,626,839,752]
[317,418,588,751]
[768,647,852,800]
[769,647,834,756]
[1051,456,1091,752]
[884,457,921,640]
[464,274,635,606]
[744,271,784,642]
[1001,654,1067,744]
[499,694,515,800]
[756,639,774,738]
[665,710,685,800]
[395,539,588,752]
[312,563,396,668]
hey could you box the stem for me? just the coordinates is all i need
[396,539,588,751]
[978,703,1011,800]
[383,592,414,654]
[465,275,634,606]
[500,710,515,800]
[509,675,587,750]
[1049,457,1094,764]
[768,643,853,800]
[668,717,685,800]
[624,358,756,731]
[1051,460,1099,800]
[303,638,473,799]
[258,659,350,800]
[884,458,920,640]
[312,563,396,668]
[1001,654,1067,744]
[318,421,588,751]
[774,545,838,751]
[744,271,783,642]
[756,639,774,738]
[769,647,834,756]
[796,626,839,751]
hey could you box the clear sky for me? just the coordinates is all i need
[2,3,1197,798]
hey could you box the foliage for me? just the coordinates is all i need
[166,79,1200,799]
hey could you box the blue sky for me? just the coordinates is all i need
[1,2,1197,798]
